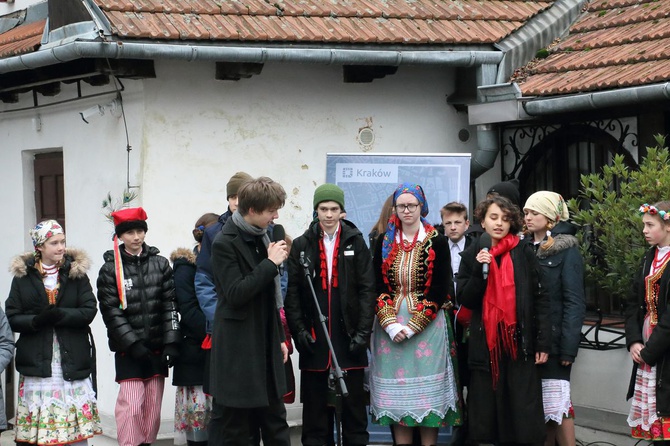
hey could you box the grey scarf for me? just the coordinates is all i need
[231,211,283,309]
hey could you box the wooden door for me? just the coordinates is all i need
[34,151,65,228]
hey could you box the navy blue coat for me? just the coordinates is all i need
[170,248,207,387]
[529,223,586,365]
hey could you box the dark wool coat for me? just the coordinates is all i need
[96,243,180,354]
[530,224,586,367]
[170,248,207,387]
[626,247,670,415]
[457,240,551,368]
[6,249,97,381]
[285,219,376,370]
[456,240,551,443]
[209,218,286,408]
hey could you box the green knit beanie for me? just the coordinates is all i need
[313,183,345,211]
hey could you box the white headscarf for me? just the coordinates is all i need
[524,191,570,223]
[29,220,64,248]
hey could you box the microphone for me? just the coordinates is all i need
[479,233,492,280]
[272,224,286,275]
[300,251,311,269]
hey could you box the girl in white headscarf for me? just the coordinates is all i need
[523,192,586,446]
[6,220,102,445]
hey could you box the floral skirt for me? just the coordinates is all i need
[369,308,461,427]
[14,343,101,444]
[173,385,212,444]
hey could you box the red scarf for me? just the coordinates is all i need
[318,227,340,290]
[482,233,519,388]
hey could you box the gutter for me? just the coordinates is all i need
[523,82,670,116]
[0,40,503,74]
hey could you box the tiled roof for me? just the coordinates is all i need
[93,0,553,45]
[515,0,670,96]
[0,19,44,59]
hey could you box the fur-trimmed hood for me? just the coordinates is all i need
[536,234,580,259]
[170,247,196,265]
[9,248,91,279]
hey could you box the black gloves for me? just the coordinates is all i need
[32,305,65,329]
[128,342,152,360]
[162,343,180,367]
[296,329,315,355]
[349,332,368,354]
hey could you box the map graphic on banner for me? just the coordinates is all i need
[326,153,471,245]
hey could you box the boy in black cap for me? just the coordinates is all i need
[97,207,180,446]
[285,183,376,446]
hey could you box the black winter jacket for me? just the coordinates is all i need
[626,247,670,415]
[96,243,180,353]
[170,248,207,387]
[6,249,97,381]
[285,219,376,370]
[528,223,586,363]
[457,240,551,369]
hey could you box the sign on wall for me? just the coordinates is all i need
[326,153,471,243]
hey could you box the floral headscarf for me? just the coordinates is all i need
[29,220,64,249]
[381,182,429,260]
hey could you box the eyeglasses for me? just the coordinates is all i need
[395,204,419,213]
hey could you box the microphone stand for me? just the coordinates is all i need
[300,252,348,446]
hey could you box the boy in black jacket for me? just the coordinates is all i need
[97,207,180,446]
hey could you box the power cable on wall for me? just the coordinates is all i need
[105,59,138,192]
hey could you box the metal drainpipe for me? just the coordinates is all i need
[523,82,670,116]
[0,41,504,74]
[471,124,499,179]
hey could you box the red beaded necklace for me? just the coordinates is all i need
[653,247,670,272]
[398,228,420,252]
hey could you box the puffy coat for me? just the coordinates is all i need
[530,223,586,363]
[626,247,670,416]
[6,249,96,381]
[285,219,376,370]
[96,243,180,353]
[170,248,207,387]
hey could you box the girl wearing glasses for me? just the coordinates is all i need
[369,183,461,446]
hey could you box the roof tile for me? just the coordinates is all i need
[86,0,552,45]
[0,19,44,59]
[517,0,670,96]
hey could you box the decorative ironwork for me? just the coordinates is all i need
[501,124,560,180]
[501,118,638,180]
[500,117,638,351]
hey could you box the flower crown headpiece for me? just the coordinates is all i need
[639,203,670,221]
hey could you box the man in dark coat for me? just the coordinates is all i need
[208,176,290,446]
[285,183,376,446]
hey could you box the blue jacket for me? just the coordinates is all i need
[195,210,232,333]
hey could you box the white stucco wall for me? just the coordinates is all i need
[0,59,480,438]
[0,0,39,16]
